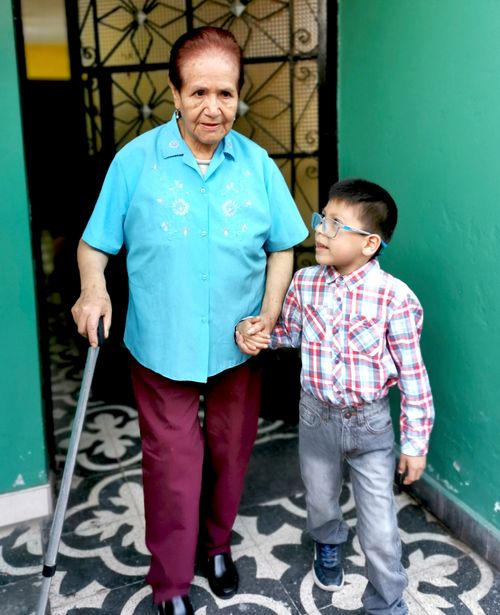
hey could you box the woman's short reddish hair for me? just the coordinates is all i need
[169,26,244,93]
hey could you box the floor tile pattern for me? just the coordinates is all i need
[1,311,499,614]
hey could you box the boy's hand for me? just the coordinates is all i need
[398,453,426,485]
[235,317,270,356]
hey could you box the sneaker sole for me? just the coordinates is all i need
[312,566,344,592]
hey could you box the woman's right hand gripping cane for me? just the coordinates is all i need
[71,240,112,347]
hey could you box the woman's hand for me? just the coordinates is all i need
[235,317,270,356]
[71,287,112,348]
[71,240,112,347]
[235,249,293,355]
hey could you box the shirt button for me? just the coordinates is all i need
[201,274,208,281]
[334,357,340,364]
[200,187,206,193]
[201,230,207,237]
[201,317,207,323]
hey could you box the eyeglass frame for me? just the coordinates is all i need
[311,212,388,249]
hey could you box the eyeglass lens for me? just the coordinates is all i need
[311,212,338,238]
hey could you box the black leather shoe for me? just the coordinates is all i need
[207,553,239,598]
[157,595,194,615]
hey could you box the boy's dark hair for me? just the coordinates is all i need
[328,178,398,250]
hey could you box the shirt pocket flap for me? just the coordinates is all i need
[303,304,328,342]
[348,316,383,356]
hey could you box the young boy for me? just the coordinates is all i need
[236,179,434,615]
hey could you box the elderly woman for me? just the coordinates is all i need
[72,26,307,615]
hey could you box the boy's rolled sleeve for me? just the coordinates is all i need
[270,275,303,349]
[387,293,435,456]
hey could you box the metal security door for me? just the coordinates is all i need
[65,0,336,265]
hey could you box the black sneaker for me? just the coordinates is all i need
[157,595,194,615]
[312,541,344,591]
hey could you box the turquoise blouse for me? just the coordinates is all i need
[83,115,308,382]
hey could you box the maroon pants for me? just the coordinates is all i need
[130,359,262,603]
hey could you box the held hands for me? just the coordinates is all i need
[235,316,271,356]
[71,287,112,348]
[398,453,426,485]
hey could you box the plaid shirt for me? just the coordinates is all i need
[270,259,434,456]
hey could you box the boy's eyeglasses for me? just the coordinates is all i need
[311,212,388,249]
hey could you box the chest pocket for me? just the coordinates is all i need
[303,305,328,342]
[348,316,384,356]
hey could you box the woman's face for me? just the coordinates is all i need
[171,50,240,158]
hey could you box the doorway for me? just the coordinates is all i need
[14,0,337,437]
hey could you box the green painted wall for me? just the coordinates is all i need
[0,3,48,493]
[338,0,500,530]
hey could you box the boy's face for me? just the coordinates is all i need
[314,199,380,274]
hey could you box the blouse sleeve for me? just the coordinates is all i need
[263,158,308,252]
[82,156,129,255]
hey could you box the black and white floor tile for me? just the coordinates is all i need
[1,307,499,614]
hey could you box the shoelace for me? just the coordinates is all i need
[318,543,339,568]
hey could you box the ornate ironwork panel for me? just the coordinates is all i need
[69,0,327,261]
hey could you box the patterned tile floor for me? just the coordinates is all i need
[1,307,499,614]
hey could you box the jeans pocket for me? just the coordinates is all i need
[364,404,392,434]
[299,399,320,428]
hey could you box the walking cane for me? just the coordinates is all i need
[36,318,105,615]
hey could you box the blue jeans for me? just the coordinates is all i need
[299,391,408,615]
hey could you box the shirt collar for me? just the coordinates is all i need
[160,113,236,161]
[324,258,379,290]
